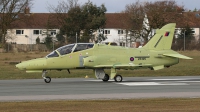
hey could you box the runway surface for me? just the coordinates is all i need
[0,76,200,101]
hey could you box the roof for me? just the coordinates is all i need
[10,13,60,29]
[181,11,200,28]
[105,13,129,29]
[4,12,200,29]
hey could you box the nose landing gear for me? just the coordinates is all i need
[42,70,51,83]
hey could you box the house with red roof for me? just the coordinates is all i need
[4,10,200,47]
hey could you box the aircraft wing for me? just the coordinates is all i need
[94,63,152,68]
[163,54,192,59]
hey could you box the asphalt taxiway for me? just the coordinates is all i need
[0,76,200,101]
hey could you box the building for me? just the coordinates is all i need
[6,12,60,44]
[4,11,200,47]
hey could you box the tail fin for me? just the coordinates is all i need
[143,23,176,50]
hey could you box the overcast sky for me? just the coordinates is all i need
[31,0,200,13]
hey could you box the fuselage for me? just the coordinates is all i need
[16,43,179,72]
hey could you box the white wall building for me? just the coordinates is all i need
[4,12,200,47]
[100,29,127,45]
[6,29,59,44]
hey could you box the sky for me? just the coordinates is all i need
[31,0,200,13]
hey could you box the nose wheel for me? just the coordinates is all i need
[42,71,51,83]
[44,76,51,83]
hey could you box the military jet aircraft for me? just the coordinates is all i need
[16,23,192,83]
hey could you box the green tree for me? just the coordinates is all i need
[36,37,40,44]
[45,36,52,50]
[80,1,107,43]
[64,5,83,43]
[50,0,107,43]
[193,8,198,12]
[56,33,66,46]
[48,0,79,44]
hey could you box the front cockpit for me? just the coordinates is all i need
[46,43,94,58]
[57,44,75,55]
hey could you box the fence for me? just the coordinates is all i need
[3,44,48,53]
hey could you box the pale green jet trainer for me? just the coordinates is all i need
[16,23,192,83]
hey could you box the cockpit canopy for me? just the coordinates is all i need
[46,43,94,58]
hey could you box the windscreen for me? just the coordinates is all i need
[46,51,59,58]
[57,44,75,55]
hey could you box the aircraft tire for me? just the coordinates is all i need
[44,76,51,83]
[102,74,109,82]
[114,75,123,82]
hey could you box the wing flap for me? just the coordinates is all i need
[163,54,192,59]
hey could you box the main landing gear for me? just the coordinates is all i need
[95,68,123,82]
[102,74,109,82]
[42,70,51,83]
[102,74,123,82]
[114,75,123,82]
[103,74,123,82]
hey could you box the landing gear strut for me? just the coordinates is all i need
[110,68,123,82]
[42,70,51,83]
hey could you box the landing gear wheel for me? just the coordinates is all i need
[102,74,109,82]
[114,75,123,82]
[44,76,51,83]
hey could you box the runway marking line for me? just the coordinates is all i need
[84,80,189,86]
[116,82,188,86]
[149,79,190,81]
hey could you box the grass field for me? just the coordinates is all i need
[0,98,200,112]
[0,51,200,79]
[0,51,200,111]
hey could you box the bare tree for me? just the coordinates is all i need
[123,0,185,44]
[144,0,184,29]
[48,0,79,27]
[0,0,33,47]
[122,0,149,46]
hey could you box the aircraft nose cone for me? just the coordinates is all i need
[16,62,25,70]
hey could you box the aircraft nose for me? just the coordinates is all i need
[16,62,26,70]
[16,58,47,71]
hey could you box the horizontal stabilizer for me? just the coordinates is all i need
[163,54,192,59]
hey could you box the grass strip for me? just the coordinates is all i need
[0,98,200,112]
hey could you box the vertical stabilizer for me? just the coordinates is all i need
[143,23,176,50]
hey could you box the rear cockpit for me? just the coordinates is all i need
[46,43,94,58]
[73,43,94,52]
